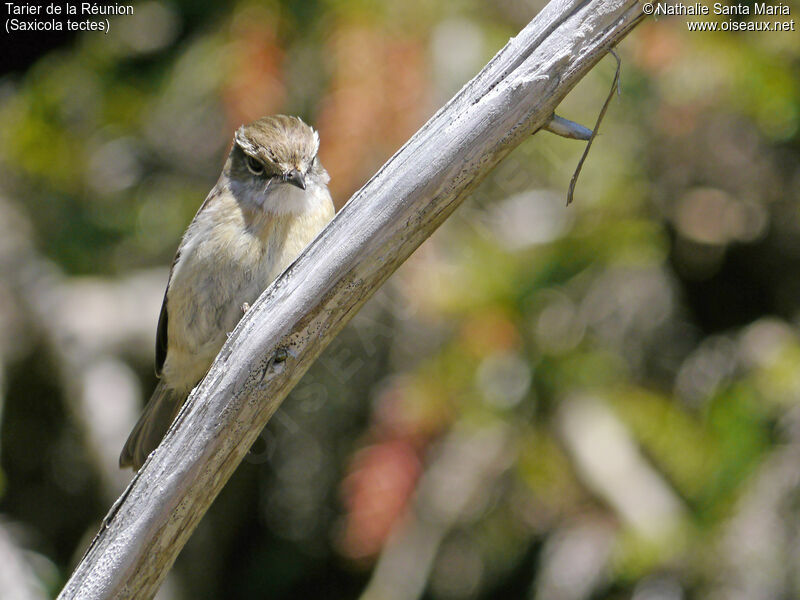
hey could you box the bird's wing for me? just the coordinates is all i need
[154,262,173,377]
[154,184,224,377]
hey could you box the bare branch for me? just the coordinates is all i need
[58,1,645,598]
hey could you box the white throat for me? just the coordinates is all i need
[231,177,331,217]
[262,182,328,216]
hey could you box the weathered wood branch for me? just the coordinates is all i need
[58,1,645,597]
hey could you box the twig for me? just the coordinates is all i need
[567,49,622,206]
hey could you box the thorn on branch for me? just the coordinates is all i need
[544,114,593,140]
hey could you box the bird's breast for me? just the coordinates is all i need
[161,186,333,390]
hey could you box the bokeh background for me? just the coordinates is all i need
[1,0,799,598]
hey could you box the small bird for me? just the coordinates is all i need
[120,115,334,470]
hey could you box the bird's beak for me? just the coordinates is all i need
[284,169,306,190]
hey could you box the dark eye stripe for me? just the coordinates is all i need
[246,155,264,175]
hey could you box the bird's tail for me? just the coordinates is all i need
[119,381,184,470]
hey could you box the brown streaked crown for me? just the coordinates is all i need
[234,115,319,172]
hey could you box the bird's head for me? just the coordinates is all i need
[228,115,330,215]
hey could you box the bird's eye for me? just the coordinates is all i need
[245,155,264,175]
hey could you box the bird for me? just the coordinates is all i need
[119,115,334,470]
